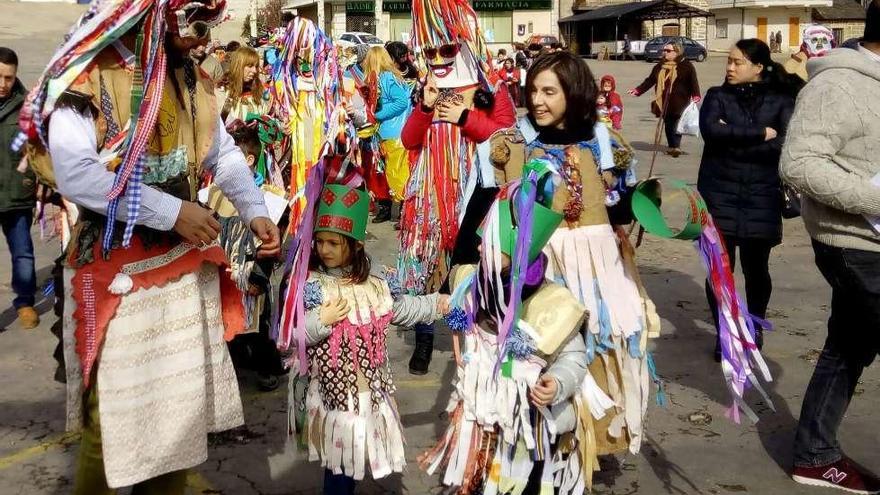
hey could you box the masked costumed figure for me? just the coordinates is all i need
[399,0,516,374]
[15,0,279,492]
[784,24,835,81]
[270,17,355,358]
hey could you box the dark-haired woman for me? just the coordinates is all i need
[489,51,658,486]
[629,41,701,157]
[698,38,802,361]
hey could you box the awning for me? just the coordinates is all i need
[559,0,712,24]
[813,0,866,21]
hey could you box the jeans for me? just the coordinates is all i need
[323,469,355,495]
[793,240,880,467]
[1,209,37,308]
[663,115,682,149]
[705,233,775,332]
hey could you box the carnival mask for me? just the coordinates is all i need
[802,25,834,58]
[295,48,316,90]
[167,0,227,39]
[423,42,479,89]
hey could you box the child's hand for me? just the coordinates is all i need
[529,374,558,407]
[319,298,350,326]
[436,294,451,315]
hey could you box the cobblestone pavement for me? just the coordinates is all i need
[1,2,878,493]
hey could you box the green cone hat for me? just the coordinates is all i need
[315,184,369,241]
[491,199,563,262]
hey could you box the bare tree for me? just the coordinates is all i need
[241,0,288,37]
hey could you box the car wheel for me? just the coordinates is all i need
[696,52,706,62]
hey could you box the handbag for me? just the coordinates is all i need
[782,185,802,219]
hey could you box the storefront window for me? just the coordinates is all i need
[478,11,513,43]
[390,14,412,42]
[716,18,728,39]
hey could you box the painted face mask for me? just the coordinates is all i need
[802,25,834,58]
[423,42,480,88]
[412,0,493,90]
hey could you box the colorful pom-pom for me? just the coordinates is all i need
[505,327,536,359]
[304,280,323,310]
[445,307,469,333]
[382,266,402,300]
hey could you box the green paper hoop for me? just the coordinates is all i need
[631,178,708,240]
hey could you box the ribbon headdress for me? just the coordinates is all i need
[270,17,353,371]
[17,0,227,254]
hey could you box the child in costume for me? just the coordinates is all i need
[421,166,590,494]
[219,120,287,391]
[498,58,520,108]
[292,184,451,495]
[399,0,516,374]
[599,75,623,130]
[488,52,660,490]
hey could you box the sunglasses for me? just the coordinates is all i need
[423,43,460,60]
[662,48,676,53]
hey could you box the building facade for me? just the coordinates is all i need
[281,0,568,49]
[703,0,863,52]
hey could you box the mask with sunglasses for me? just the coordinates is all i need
[167,0,227,39]
[423,41,479,89]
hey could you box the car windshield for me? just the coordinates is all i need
[360,35,383,44]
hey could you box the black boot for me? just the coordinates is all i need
[372,199,392,223]
[409,330,434,375]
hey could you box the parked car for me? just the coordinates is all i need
[525,34,561,51]
[643,36,707,62]
[841,37,861,50]
[337,32,384,48]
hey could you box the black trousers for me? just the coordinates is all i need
[705,232,775,333]
[663,115,682,149]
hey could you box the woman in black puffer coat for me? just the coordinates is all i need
[697,38,803,361]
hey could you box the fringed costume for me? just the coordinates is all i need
[398,0,516,294]
[288,185,441,482]
[421,174,592,494]
[485,119,662,489]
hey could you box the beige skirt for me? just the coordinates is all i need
[63,264,244,488]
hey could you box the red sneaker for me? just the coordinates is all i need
[793,458,880,494]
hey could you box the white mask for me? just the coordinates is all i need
[802,25,834,58]
[424,42,480,89]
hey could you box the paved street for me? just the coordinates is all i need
[1,2,878,494]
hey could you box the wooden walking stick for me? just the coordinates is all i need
[631,74,674,248]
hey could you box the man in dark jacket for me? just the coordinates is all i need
[0,47,38,329]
